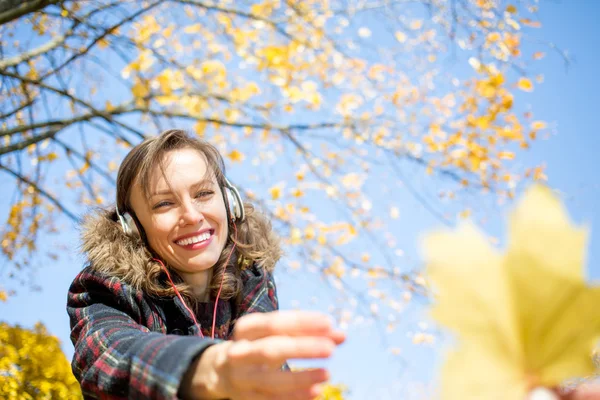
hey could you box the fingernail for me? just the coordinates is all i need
[528,387,560,400]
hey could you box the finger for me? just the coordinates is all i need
[228,336,336,366]
[252,368,329,395]
[331,329,346,345]
[562,384,600,400]
[246,390,315,400]
[286,387,321,400]
[234,311,338,341]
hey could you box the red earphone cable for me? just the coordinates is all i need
[153,257,205,339]
[153,222,238,340]
[212,222,237,339]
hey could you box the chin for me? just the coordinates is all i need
[189,256,220,271]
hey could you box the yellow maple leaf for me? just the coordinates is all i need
[423,185,600,400]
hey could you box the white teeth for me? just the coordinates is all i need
[176,232,211,246]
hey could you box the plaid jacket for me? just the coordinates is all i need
[67,209,282,399]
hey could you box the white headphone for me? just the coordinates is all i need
[116,177,245,237]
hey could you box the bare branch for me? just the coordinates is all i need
[0,0,61,25]
[0,99,35,120]
[0,127,63,156]
[39,0,163,80]
[0,162,78,221]
[0,29,74,69]
[171,0,299,43]
[0,70,146,139]
[52,137,115,184]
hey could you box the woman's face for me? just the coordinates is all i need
[129,148,229,275]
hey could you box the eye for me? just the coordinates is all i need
[152,201,172,210]
[196,190,214,199]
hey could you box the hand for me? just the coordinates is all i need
[562,385,600,400]
[182,310,346,400]
[528,386,600,400]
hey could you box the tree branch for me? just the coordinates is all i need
[0,162,78,221]
[0,29,74,69]
[39,0,162,80]
[0,70,146,139]
[0,126,63,156]
[0,0,61,25]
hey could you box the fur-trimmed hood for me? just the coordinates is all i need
[80,208,161,291]
[79,207,281,295]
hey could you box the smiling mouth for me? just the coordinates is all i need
[175,230,214,246]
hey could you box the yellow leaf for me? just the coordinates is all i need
[395,31,407,43]
[0,290,7,302]
[423,185,600,399]
[506,4,517,14]
[131,81,149,98]
[530,121,547,130]
[533,52,545,60]
[269,185,282,200]
[227,150,245,163]
[194,120,207,137]
[498,151,515,160]
[290,228,302,245]
[520,18,542,28]
[184,24,202,34]
[304,226,316,240]
[517,77,534,92]
[409,20,423,30]
[97,38,109,49]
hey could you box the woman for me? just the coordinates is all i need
[67,129,345,399]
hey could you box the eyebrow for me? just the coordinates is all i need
[150,178,215,198]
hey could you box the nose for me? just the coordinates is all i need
[179,199,204,226]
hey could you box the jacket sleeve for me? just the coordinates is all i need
[67,267,220,400]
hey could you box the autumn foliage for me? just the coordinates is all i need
[0,322,81,399]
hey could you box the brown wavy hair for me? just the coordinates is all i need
[114,129,282,303]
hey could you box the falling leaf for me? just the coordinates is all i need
[531,121,547,130]
[517,77,534,92]
[269,185,282,200]
[395,31,407,43]
[423,185,600,400]
[533,52,545,60]
[409,20,423,30]
[498,151,515,160]
[227,149,245,163]
[390,207,400,219]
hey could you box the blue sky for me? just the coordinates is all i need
[1,1,600,399]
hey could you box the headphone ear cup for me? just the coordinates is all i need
[224,187,238,222]
[123,212,140,237]
[223,179,245,223]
